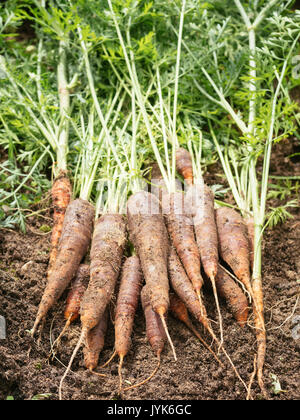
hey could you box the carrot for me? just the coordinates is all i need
[127,190,177,361]
[123,285,166,392]
[169,292,224,367]
[83,309,108,375]
[151,166,203,307]
[64,264,90,323]
[48,170,72,274]
[251,274,266,398]
[58,213,126,399]
[186,182,219,284]
[162,191,203,300]
[185,180,224,344]
[142,285,167,357]
[214,266,249,328]
[168,246,213,336]
[31,198,94,336]
[175,147,193,186]
[215,207,253,299]
[115,255,143,392]
[243,216,264,385]
[80,214,127,332]
[50,264,90,355]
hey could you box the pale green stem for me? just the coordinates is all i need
[201,67,248,135]
[156,67,172,183]
[36,0,45,103]
[77,25,125,175]
[56,39,70,175]
[234,0,263,279]
[209,124,245,212]
[79,88,124,202]
[171,0,186,192]
[36,35,43,104]
[107,0,170,191]
[234,0,299,278]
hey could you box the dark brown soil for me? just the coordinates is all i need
[0,140,299,401]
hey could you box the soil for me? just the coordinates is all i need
[0,139,299,401]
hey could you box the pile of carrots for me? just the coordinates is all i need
[30,146,262,401]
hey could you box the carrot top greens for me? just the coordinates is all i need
[1,0,298,231]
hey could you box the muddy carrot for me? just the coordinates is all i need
[123,285,166,392]
[168,246,213,336]
[151,166,203,307]
[31,198,94,336]
[127,190,177,361]
[83,309,108,375]
[48,170,72,274]
[251,266,266,398]
[215,207,253,299]
[214,266,249,328]
[80,214,127,332]
[162,191,203,299]
[186,182,219,283]
[51,264,90,353]
[115,255,143,392]
[64,264,90,323]
[176,147,193,186]
[183,178,224,344]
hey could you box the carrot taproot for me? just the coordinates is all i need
[58,213,126,400]
[115,255,143,392]
[245,217,266,393]
[243,217,265,398]
[186,182,219,283]
[214,265,249,328]
[215,207,253,299]
[127,190,177,361]
[169,292,224,367]
[168,246,213,335]
[151,166,203,307]
[83,309,108,375]
[80,214,127,332]
[252,274,267,398]
[123,285,166,392]
[48,170,72,274]
[142,285,167,356]
[176,147,193,186]
[186,181,223,344]
[50,264,90,354]
[162,191,203,299]
[64,264,90,323]
[31,198,94,336]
